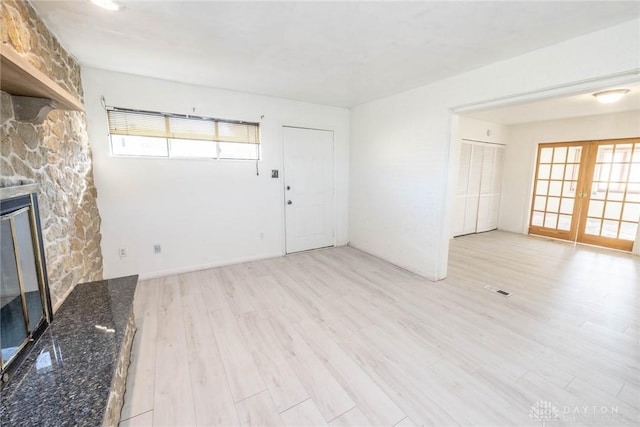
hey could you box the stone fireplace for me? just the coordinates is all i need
[1,0,104,313]
[0,3,136,423]
[0,183,53,383]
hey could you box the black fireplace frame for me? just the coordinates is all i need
[0,188,53,385]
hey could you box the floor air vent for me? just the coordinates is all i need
[484,285,511,297]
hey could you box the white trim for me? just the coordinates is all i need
[460,138,506,147]
[451,69,640,115]
[283,124,335,133]
[136,251,284,281]
[522,139,540,235]
[347,242,439,281]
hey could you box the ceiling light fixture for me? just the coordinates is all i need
[592,89,630,104]
[89,0,123,11]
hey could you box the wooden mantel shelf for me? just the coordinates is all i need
[1,43,83,111]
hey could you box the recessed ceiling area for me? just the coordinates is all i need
[464,83,640,125]
[30,1,640,107]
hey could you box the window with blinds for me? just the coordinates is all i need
[106,108,260,160]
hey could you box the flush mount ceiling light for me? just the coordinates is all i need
[592,89,630,104]
[89,0,123,11]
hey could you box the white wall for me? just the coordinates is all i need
[458,117,506,145]
[499,110,640,234]
[83,68,349,279]
[349,19,640,280]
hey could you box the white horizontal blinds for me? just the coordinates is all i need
[168,116,216,141]
[107,108,259,144]
[218,121,259,144]
[108,109,168,138]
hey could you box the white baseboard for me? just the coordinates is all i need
[136,251,285,281]
[346,242,438,281]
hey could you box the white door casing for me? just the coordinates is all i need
[283,126,335,253]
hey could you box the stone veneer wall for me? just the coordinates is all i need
[1,0,103,311]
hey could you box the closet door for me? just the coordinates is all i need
[477,145,505,232]
[453,141,505,237]
[453,142,483,236]
[464,146,484,234]
[452,143,471,236]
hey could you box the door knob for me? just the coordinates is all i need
[286,185,291,190]
[287,200,292,205]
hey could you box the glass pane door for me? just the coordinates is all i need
[529,138,640,252]
[578,140,640,251]
[0,207,47,368]
[14,210,45,331]
[529,142,585,240]
[1,217,28,366]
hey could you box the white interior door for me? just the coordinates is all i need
[453,143,483,236]
[453,140,505,237]
[283,126,334,253]
[477,144,505,232]
[452,143,471,235]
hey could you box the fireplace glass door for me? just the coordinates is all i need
[1,207,47,369]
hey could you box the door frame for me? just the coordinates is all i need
[443,71,639,279]
[528,137,639,251]
[281,124,336,254]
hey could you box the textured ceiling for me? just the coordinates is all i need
[31,1,640,107]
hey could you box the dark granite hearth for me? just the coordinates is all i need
[0,276,137,426]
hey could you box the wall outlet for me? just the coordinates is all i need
[119,248,127,258]
[154,244,162,254]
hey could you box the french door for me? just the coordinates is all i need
[529,138,640,251]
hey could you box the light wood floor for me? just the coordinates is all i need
[119,231,639,427]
